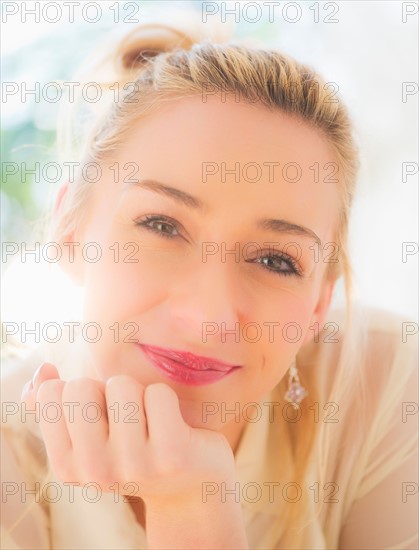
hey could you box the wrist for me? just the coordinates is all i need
[145,491,249,550]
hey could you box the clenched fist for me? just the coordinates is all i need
[21,362,237,509]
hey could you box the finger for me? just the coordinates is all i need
[106,375,147,462]
[61,378,108,457]
[37,379,73,476]
[22,362,60,409]
[144,383,188,450]
[33,362,60,388]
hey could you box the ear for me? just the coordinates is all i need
[301,273,337,347]
[53,183,85,287]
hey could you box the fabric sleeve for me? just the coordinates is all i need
[1,426,51,550]
[338,326,418,550]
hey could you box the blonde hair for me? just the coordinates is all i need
[46,19,362,548]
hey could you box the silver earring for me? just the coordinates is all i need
[284,359,308,409]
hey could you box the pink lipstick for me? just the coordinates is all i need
[137,343,242,386]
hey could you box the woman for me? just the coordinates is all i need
[1,21,418,550]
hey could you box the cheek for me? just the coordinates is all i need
[81,245,173,377]
[82,245,172,322]
[248,286,320,391]
[251,283,319,352]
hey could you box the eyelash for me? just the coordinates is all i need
[136,215,303,278]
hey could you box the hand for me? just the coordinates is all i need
[21,363,237,508]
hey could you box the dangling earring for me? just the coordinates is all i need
[284,359,308,409]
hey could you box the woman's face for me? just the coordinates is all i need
[65,96,340,431]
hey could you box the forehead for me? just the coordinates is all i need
[103,96,341,239]
[123,95,335,165]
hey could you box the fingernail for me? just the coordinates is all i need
[20,380,33,401]
[32,362,46,387]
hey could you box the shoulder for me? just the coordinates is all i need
[320,305,418,484]
[300,304,417,400]
[296,306,418,547]
[330,308,419,549]
[298,304,417,488]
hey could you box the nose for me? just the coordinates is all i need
[167,255,243,345]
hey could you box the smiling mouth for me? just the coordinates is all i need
[137,343,242,386]
[137,342,241,371]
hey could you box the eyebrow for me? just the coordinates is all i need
[125,179,322,245]
[125,179,206,210]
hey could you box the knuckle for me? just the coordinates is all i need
[118,455,147,485]
[63,378,105,410]
[152,449,183,478]
[51,455,75,482]
[80,459,113,487]
[37,379,64,404]
[106,375,144,395]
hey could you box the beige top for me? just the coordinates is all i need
[1,306,418,549]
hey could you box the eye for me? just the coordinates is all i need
[134,216,303,277]
[136,215,180,239]
[249,251,303,278]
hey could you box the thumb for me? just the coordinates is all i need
[144,383,188,447]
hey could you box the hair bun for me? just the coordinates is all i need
[113,12,235,79]
[73,12,234,87]
[116,24,196,72]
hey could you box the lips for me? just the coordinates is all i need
[137,343,242,386]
